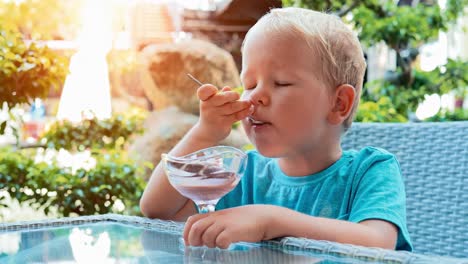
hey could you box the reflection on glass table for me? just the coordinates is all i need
[0,214,465,264]
[0,222,320,263]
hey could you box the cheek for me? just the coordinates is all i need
[279,114,307,132]
[241,120,255,142]
[241,119,250,133]
[277,105,318,134]
[277,99,310,121]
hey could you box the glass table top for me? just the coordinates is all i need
[1,222,324,264]
[0,214,465,264]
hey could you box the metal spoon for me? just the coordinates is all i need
[187,73,254,114]
[187,73,204,86]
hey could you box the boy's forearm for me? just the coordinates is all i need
[140,124,221,220]
[264,206,397,250]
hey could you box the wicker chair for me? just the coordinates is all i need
[341,121,468,258]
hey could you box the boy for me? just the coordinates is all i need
[140,7,412,251]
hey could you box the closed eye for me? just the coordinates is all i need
[244,84,256,90]
[275,81,293,87]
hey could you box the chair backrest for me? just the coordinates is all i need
[341,122,468,258]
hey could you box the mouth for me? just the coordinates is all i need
[247,116,270,126]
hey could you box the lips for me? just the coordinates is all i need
[248,116,270,126]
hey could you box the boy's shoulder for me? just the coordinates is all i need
[344,146,396,161]
[247,147,396,162]
[247,147,398,171]
[344,146,401,178]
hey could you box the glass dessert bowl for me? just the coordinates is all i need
[161,146,247,213]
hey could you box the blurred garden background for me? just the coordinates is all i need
[0,0,467,222]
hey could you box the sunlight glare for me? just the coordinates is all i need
[69,228,112,264]
[415,94,441,120]
[57,0,113,122]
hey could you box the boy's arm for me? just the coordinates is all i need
[140,85,252,220]
[183,204,398,249]
[139,124,219,221]
[266,206,398,249]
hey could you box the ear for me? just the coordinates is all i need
[327,84,356,125]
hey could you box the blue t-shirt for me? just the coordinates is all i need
[216,147,413,251]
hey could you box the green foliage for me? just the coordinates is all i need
[0,0,83,40]
[42,111,146,151]
[283,0,468,119]
[445,0,468,22]
[281,0,379,17]
[1,111,151,217]
[0,108,21,139]
[0,148,34,207]
[232,86,244,95]
[426,108,468,121]
[242,143,255,151]
[363,58,468,118]
[364,70,441,115]
[352,4,445,50]
[231,86,245,129]
[282,1,467,47]
[0,147,150,217]
[356,97,408,123]
[0,25,69,108]
[436,58,468,98]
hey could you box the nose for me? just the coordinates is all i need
[245,83,269,106]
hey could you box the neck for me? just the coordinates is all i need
[277,141,342,177]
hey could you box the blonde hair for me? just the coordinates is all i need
[244,7,366,131]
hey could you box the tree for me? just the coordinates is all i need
[0,24,68,134]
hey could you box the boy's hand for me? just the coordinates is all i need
[195,84,252,143]
[183,205,275,249]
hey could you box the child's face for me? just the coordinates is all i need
[240,26,336,158]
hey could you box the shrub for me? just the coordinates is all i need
[356,97,408,123]
[0,147,151,217]
[425,108,468,122]
[41,110,146,151]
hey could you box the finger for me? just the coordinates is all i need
[208,91,240,107]
[197,84,219,101]
[218,100,252,116]
[187,216,215,247]
[221,86,232,92]
[215,230,234,249]
[225,103,254,124]
[183,213,209,245]
[202,223,226,248]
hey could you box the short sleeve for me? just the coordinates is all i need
[349,149,413,251]
[216,150,258,210]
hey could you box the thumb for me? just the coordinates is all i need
[221,86,232,92]
[197,84,219,101]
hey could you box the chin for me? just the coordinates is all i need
[243,122,284,157]
[252,142,283,158]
